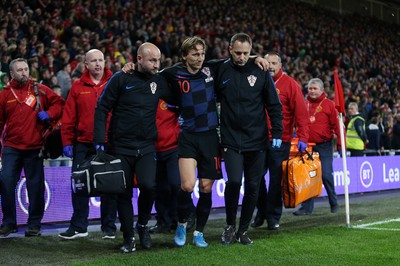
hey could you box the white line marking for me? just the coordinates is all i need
[355,227,400,231]
[353,218,400,230]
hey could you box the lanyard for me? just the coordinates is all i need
[273,73,285,85]
[10,88,30,104]
[307,98,325,123]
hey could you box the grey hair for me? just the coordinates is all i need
[9,58,28,72]
[307,78,324,90]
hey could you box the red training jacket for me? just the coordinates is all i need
[61,68,112,146]
[268,70,309,143]
[306,93,341,146]
[0,79,64,150]
[155,100,180,152]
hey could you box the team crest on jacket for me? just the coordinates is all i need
[202,67,213,83]
[150,82,157,94]
[247,75,257,87]
[202,67,210,76]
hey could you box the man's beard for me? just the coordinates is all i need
[16,76,29,85]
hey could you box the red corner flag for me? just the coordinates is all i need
[334,70,346,115]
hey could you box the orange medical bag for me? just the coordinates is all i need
[282,150,322,208]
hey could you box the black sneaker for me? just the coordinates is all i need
[330,204,339,213]
[119,237,136,253]
[236,231,254,245]
[102,231,116,239]
[186,212,196,232]
[0,225,18,237]
[136,223,152,249]
[267,222,280,231]
[221,225,236,245]
[293,209,312,216]
[149,223,169,234]
[58,228,88,239]
[250,213,265,228]
[25,228,41,237]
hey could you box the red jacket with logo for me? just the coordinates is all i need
[61,68,112,146]
[0,79,64,150]
[268,70,309,143]
[155,100,180,152]
[306,93,341,146]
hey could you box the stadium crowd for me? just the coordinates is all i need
[0,0,399,150]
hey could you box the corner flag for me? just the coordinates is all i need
[334,70,346,115]
[333,69,350,228]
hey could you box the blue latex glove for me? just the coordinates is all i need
[272,138,282,149]
[95,145,105,151]
[297,141,307,152]
[63,145,73,158]
[38,111,50,121]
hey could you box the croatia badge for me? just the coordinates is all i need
[150,82,157,94]
[247,75,257,87]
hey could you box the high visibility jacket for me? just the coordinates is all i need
[346,115,365,150]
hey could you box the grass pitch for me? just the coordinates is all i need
[1,191,400,266]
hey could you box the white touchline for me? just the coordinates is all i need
[354,228,400,231]
[353,218,400,229]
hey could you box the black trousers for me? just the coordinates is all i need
[224,148,266,233]
[256,142,291,225]
[154,148,180,226]
[0,147,44,229]
[113,152,157,240]
[301,141,337,212]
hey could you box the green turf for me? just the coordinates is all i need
[1,193,400,266]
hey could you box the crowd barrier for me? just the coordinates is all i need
[0,155,399,225]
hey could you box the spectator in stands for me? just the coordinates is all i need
[43,51,56,76]
[1,52,11,73]
[366,115,382,156]
[49,74,58,88]
[392,113,400,155]
[0,72,9,91]
[382,111,394,150]
[56,62,72,100]
[0,58,64,237]
[39,67,52,87]
[346,102,368,156]
[28,57,39,81]
[59,49,117,240]
[51,84,62,97]
[252,51,309,230]
[293,78,339,216]
[71,62,85,81]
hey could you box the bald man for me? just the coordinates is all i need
[59,49,117,240]
[94,43,173,253]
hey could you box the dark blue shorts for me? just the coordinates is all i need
[178,129,222,180]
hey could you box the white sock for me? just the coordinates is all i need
[178,222,187,228]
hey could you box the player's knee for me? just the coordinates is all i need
[181,182,194,192]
